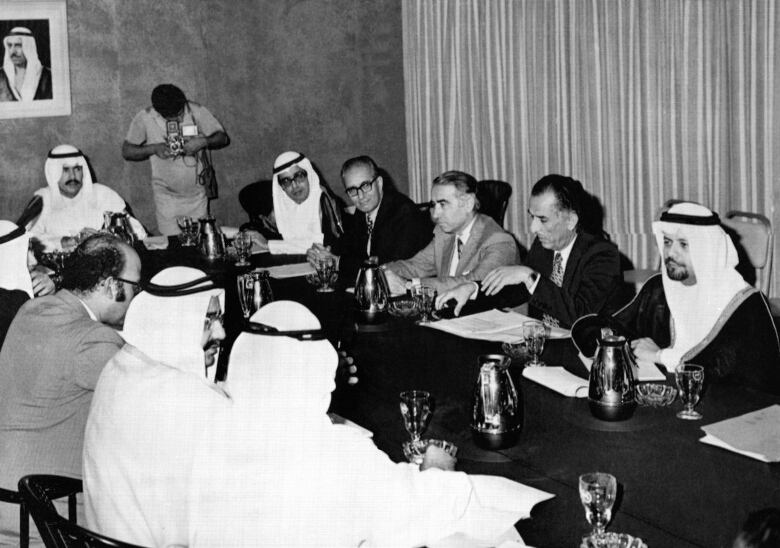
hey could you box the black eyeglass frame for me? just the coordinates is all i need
[345,174,379,198]
[278,170,308,191]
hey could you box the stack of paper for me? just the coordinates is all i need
[699,405,780,462]
[425,309,570,342]
[579,354,667,382]
[259,263,315,279]
[522,367,588,398]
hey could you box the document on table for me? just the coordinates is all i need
[259,262,315,279]
[699,405,780,463]
[522,367,588,398]
[579,354,667,382]
[425,309,570,342]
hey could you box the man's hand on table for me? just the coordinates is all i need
[336,350,358,386]
[436,282,478,317]
[421,445,456,471]
[243,230,268,253]
[307,243,337,269]
[481,265,535,296]
[382,269,407,296]
[631,337,661,363]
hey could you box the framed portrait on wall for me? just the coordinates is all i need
[0,0,70,119]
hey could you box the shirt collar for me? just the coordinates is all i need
[366,195,383,224]
[75,296,98,321]
[556,233,578,268]
[457,215,477,243]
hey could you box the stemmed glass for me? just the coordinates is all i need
[237,271,273,319]
[579,472,617,540]
[412,286,437,323]
[233,230,252,267]
[675,363,705,420]
[523,320,547,367]
[176,216,199,247]
[313,255,337,292]
[399,390,432,445]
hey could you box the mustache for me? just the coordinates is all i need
[664,258,681,267]
[63,179,81,185]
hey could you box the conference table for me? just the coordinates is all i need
[140,240,780,548]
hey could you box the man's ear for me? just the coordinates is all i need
[567,211,579,231]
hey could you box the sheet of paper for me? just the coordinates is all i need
[259,262,315,279]
[142,236,169,250]
[698,434,771,463]
[425,309,570,343]
[522,366,588,398]
[699,405,780,462]
[579,355,667,382]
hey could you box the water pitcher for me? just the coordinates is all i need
[354,256,389,322]
[471,354,522,449]
[103,211,137,245]
[198,216,225,260]
[587,328,637,421]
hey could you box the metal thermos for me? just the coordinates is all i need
[198,216,225,260]
[102,211,137,245]
[471,354,522,449]
[354,256,390,322]
[588,328,637,421]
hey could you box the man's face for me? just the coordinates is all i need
[6,38,26,67]
[343,165,383,214]
[278,166,310,204]
[528,191,578,250]
[662,230,697,285]
[57,163,84,199]
[201,295,226,368]
[430,184,474,234]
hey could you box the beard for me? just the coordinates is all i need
[664,259,689,281]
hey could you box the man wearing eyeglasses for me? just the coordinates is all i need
[307,155,432,280]
[84,267,230,548]
[0,233,141,545]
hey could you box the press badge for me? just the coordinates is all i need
[181,124,198,137]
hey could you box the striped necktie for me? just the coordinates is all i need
[365,216,374,255]
[542,252,563,327]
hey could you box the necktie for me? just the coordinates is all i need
[365,216,374,255]
[456,237,463,258]
[542,252,564,327]
[449,236,463,276]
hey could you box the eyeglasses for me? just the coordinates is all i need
[278,170,308,190]
[345,174,379,198]
[116,277,143,296]
[204,309,224,331]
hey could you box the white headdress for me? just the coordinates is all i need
[652,202,749,365]
[0,220,33,297]
[270,151,324,245]
[44,144,95,209]
[3,27,43,101]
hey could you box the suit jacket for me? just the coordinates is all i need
[335,189,433,282]
[386,213,519,293]
[499,232,621,328]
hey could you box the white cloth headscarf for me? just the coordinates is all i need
[270,151,324,252]
[189,300,552,547]
[2,27,43,102]
[652,202,750,367]
[30,144,146,250]
[84,267,229,548]
[0,220,33,297]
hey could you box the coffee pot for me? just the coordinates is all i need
[354,256,389,322]
[103,211,137,245]
[198,216,225,260]
[471,354,522,450]
[587,328,637,421]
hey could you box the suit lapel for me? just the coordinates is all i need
[561,233,587,289]
[456,215,484,275]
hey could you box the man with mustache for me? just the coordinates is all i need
[572,202,780,394]
[0,27,52,102]
[24,144,145,250]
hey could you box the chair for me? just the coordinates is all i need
[0,486,29,548]
[476,180,512,227]
[17,475,145,548]
[721,210,773,295]
[238,180,273,221]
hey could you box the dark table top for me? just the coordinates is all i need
[139,242,780,548]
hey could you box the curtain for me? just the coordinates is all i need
[403,0,778,296]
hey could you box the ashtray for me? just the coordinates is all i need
[580,533,647,548]
[501,339,529,361]
[388,297,419,319]
[635,383,677,407]
[402,438,458,465]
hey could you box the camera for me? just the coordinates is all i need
[165,120,184,157]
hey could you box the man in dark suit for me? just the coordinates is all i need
[383,170,519,294]
[307,156,432,282]
[439,175,621,328]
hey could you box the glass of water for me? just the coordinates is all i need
[523,320,547,367]
[399,390,432,444]
[675,363,705,420]
[579,472,617,539]
[412,286,437,323]
[233,230,252,267]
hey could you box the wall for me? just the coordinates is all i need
[0,0,408,233]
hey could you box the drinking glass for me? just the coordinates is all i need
[523,320,547,367]
[314,255,337,292]
[176,216,198,247]
[412,286,437,323]
[675,363,704,420]
[237,271,273,319]
[399,390,432,444]
[233,230,252,267]
[579,472,617,539]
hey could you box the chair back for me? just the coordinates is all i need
[0,486,28,548]
[476,180,512,227]
[722,210,773,295]
[238,180,273,220]
[17,475,145,548]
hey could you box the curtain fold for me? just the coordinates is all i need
[403,0,778,295]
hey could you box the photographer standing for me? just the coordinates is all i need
[122,84,230,235]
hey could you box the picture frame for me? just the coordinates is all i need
[0,0,70,119]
